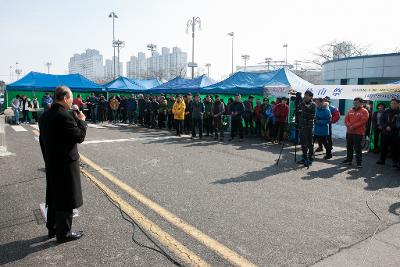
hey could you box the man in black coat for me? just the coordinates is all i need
[39,86,87,243]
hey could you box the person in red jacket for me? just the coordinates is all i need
[253,99,262,136]
[72,94,84,111]
[342,97,369,168]
[273,97,289,143]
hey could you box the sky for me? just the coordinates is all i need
[1,0,399,83]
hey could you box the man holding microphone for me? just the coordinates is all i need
[39,86,87,243]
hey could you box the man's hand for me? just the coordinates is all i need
[76,111,86,121]
[386,126,391,131]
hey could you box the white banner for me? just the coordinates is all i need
[264,84,400,101]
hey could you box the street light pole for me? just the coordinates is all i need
[205,63,211,76]
[113,40,125,77]
[45,62,52,74]
[228,32,234,75]
[109,12,118,79]
[186,17,201,79]
[283,43,288,65]
[241,55,250,71]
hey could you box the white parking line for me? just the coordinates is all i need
[10,125,28,132]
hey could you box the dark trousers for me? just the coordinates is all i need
[213,117,224,138]
[184,115,192,133]
[167,113,174,130]
[192,118,203,137]
[380,134,400,163]
[158,112,166,129]
[231,118,244,139]
[244,114,253,135]
[138,109,145,125]
[175,120,183,135]
[346,133,363,164]
[315,135,332,155]
[203,116,213,135]
[127,110,136,124]
[46,205,73,238]
[254,120,261,136]
[276,123,286,142]
[144,111,150,126]
[373,128,382,152]
[299,127,313,159]
[318,123,333,148]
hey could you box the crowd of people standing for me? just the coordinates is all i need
[9,90,400,171]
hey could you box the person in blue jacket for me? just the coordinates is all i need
[314,98,332,159]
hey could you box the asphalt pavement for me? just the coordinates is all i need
[1,122,399,266]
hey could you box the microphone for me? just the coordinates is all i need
[71,104,80,115]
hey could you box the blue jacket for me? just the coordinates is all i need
[314,103,331,136]
[126,98,137,111]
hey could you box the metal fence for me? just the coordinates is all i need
[0,115,6,154]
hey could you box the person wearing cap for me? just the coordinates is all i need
[212,95,225,141]
[371,102,385,153]
[297,90,316,167]
[376,98,400,168]
[184,93,193,134]
[229,94,245,141]
[203,95,213,137]
[315,97,340,153]
[342,97,369,168]
[172,95,186,136]
[314,98,332,159]
[167,95,175,130]
[190,94,205,139]
[243,95,254,135]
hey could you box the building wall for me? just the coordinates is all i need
[126,46,187,80]
[68,49,104,81]
[322,53,400,85]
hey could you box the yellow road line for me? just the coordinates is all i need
[81,168,210,267]
[80,153,258,267]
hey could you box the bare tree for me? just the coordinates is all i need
[311,40,369,67]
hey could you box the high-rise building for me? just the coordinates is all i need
[68,49,104,81]
[126,46,187,80]
[104,56,123,80]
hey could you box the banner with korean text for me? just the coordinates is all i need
[264,84,400,100]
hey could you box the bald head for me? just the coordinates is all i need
[55,86,73,109]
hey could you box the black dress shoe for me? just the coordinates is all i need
[56,231,84,243]
[48,229,56,239]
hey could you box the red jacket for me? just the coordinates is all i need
[73,98,84,110]
[344,107,369,136]
[273,103,289,124]
[254,105,262,121]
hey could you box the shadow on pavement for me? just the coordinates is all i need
[0,235,56,265]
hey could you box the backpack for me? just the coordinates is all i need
[331,107,341,124]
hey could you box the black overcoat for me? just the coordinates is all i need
[39,103,87,211]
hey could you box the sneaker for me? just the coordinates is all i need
[376,160,385,165]
[341,159,352,165]
[315,147,323,153]
[323,154,332,160]
[356,163,363,168]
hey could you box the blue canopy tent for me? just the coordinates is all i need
[202,68,313,95]
[148,75,214,94]
[6,71,103,92]
[134,78,162,89]
[103,76,146,93]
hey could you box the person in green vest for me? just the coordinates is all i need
[158,95,168,129]
[203,95,213,137]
